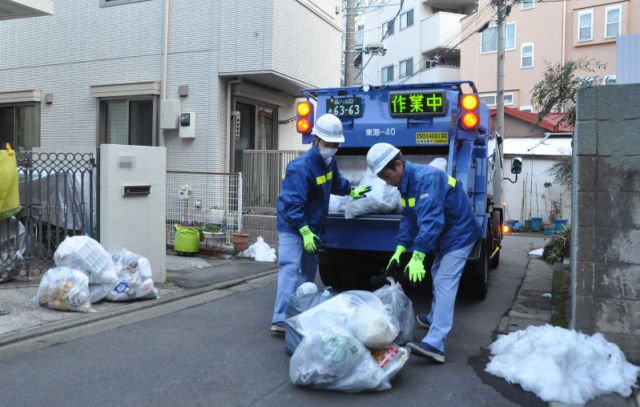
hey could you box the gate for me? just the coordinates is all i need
[0,151,97,282]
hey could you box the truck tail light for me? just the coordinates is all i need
[459,94,479,130]
[296,101,314,135]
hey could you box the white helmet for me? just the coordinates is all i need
[367,142,400,175]
[312,114,345,143]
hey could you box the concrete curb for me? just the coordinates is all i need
[0,267,278,349]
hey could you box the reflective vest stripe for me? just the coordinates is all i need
[448,176,456,188]
[401,197,416,208]
[316,171,333,185]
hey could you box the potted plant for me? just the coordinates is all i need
[231,230,250,253]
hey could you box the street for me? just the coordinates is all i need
[0,235,547,406]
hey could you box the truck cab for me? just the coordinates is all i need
[295,81,506,299]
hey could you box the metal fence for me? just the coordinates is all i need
[166,171,242,249]
[0,151,97,281]
[242,150,303,212]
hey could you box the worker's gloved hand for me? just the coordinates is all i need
[386,245,406,275]
[349,185,372,199]
[404,250,426,283]
[299,225,320,253]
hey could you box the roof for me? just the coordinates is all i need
[491,108,574,133]
[504,137,572,157]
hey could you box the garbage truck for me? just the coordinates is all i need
[294,81,521,299]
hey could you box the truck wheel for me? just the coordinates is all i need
[465,239,489,300]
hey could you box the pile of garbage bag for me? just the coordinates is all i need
[36,236,159,312]
[285,279,413,393]
[329,169,402,219]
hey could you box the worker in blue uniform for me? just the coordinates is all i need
[366,142,481,363]
[270,114,371,335]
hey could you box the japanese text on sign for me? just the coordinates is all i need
[389,91,446,116]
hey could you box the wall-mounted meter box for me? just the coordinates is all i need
[179,112,196,138]
[160,99,181,129]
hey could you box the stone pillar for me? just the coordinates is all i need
[572,83,640,363]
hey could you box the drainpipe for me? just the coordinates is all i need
[225,78,242,172]
[160,0,171,147]
[561,0,566,66]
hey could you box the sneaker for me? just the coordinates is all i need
[407,341,446,364]
[416,313,431,329]
[270,322,286,335]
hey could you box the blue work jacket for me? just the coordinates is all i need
[276,145,351,237]
[396,161,481,255]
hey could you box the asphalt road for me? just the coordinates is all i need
[0,235,546,406]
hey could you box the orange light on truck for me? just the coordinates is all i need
[295,101,314,135]
[461,112,479,129]
[461,94,479,110]
[503,225,510,233]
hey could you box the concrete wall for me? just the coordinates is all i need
[100,144,167,283]
[572,83,640,363]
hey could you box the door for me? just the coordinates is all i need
[233,101,276,173]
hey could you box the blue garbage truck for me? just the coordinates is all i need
[294,81,520,299]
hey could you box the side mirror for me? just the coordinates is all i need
[511,157,522,175]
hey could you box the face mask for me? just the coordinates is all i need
[318,146,338,160]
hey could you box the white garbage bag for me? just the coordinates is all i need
[54,235,118,286]
[373,278,415,344]
[344,169,401,219]
[36,266,92,312]
[287,290,400,350]
[289,326,391,393]
[239,236,277,262]
[108,249,158,301]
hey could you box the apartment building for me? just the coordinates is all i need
[360,0,477,85]
[460,0,634,112]
[0,0,342,174]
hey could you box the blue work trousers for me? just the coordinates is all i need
[422,241,476,352]
[271,231,318,324]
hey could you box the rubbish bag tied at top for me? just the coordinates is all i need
[0,143,21,221]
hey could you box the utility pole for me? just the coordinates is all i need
[493,0,507,206]
[344,0,357,86]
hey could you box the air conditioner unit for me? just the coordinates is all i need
[602,75,617,85]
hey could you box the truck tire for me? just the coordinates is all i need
[463,239,489,300]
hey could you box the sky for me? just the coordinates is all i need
[486,324,640,405]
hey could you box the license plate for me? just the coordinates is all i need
[388,91,446,116]
[326,97,362,117]
[416,132,449,145]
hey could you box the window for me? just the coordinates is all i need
[383,20,394,38]
[481,22,516,53]
[521,0,535,10]
[400,9,414,30]
[100,98,155,145]
[520,106,533,112]
[479,92,514,107]
[521,43,534,68]
[577,10,593,42]
[100,0,150,6]
[604,5,621,39]
[381,65,394,83]
[399,58,413,78]
[0,104,39,151]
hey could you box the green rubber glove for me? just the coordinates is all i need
[386,245,406,274]
[349,185,372,199]
[299,225,320,253]
[404,250,426,283]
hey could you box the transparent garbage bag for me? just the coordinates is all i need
[108,249,158,301]
[289,326,391,393]
[285,285,334,355]
[344,169,401,219]
[36,266,93,312]
[54,236,118,286]
[287,290,399,350]
[373,278,415,345]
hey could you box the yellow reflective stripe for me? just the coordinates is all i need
[401,198,416,208]
[448,176,456,188]
[316,171,333,185]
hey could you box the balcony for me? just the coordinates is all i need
[421,12,465,54]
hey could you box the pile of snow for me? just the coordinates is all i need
[486,324,640,405]
[239,236,276,262]
[528,248,544,258]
